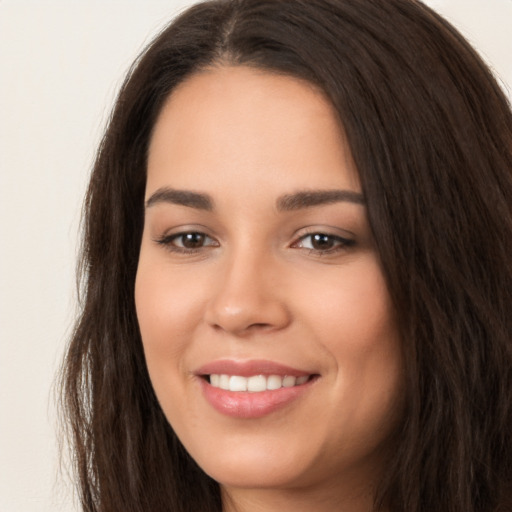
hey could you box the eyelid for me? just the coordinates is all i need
[153,226,220,254]
[151,224,357,256]
[170,232,217,247]
[152,223,216,240]
[290,228,356,254]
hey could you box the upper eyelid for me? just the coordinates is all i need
[158,231,217,244]
[153,231,219,255]
[292,225,357,240]
[155,223,217,237]
[293,232,354,246]
[152,226,356,248]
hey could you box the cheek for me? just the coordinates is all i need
[301,257,404,427]
[303,256,397,351]
[134,254,211,432]
[134,254,205,370]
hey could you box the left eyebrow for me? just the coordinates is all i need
[276,189,365,211]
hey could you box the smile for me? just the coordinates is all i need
[208,374,310,392]
[195,360,319,418]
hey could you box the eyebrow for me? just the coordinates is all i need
[276,189,365,211]
[145,187,365,212]
[145,188,214,210]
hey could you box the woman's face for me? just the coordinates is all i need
[135,66,404,497]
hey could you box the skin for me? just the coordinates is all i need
[135,66,404,512]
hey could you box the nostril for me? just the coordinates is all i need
[248,322,272,330]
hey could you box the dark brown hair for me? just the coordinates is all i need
[61,1,512,511]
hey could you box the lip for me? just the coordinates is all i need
[195,359,318,419]
[195,359,312,378]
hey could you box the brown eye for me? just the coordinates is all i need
[310,234,336,250]
[179,232,207,249]
[156,231,218,252]
[293,232,355,253]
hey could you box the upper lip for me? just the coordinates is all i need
[195,359,314,377]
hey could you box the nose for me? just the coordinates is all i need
[204,248,291,337]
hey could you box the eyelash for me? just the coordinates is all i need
[154,231,355,255]
[292,232,356,255]
[155,232,219,254]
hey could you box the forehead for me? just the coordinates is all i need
[147,65,360,196]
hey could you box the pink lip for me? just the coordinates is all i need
[195,359,312,377]
[195,359,317,419]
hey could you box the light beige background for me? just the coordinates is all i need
[1,1,511,511]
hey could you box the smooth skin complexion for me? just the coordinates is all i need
[135,66,404,512]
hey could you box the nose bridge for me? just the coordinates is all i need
[205,240,290,335]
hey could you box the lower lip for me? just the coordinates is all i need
[199,378,315,419]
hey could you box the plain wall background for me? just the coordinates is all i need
[0,1,511,511]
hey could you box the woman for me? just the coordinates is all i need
[61,0,512,511]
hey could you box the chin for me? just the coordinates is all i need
[181,430,317,490]
[201,455,310,490]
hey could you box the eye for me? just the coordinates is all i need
[293,232,354,253]
[173,232,212,249]
[156,231,219,253]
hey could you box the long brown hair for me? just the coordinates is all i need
[61,1,512,511]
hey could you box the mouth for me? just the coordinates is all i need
[204,373,314,392]
[195,360,319,418]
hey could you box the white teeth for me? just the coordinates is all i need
[247,375,267,392]
[282,376,297,388]
[229,375,247,392]
[219,374,230,390]
[267,375,282,390]
[209,374,310,392]
[296,375,309,385]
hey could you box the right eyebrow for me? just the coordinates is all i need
[145,187,214,211]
